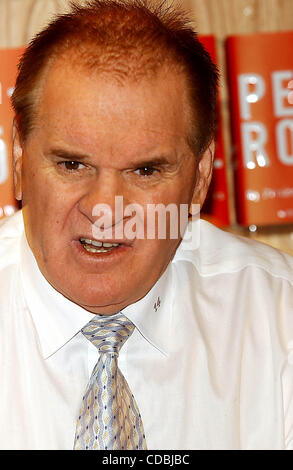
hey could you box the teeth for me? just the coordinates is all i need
[81,238,102,247]
[84,246,110,253]
[80,238,120,249]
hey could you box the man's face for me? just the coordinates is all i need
[13,60,212,314]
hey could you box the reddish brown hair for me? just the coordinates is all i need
[11,0,219,155]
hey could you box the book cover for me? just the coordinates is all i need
[200,35,230,227]
[0,47,24,220]
[227,31,293,226]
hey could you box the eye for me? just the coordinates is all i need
[58,161,85,171]
[134,167,158,177]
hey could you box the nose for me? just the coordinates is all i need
[77,170,129,231]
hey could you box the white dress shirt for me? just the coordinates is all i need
[0,209,293,450]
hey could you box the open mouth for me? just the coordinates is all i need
[79,237,121,253]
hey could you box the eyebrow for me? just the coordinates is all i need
[127,157,172,168]
[48,148,173,167]
[48,148,89,161]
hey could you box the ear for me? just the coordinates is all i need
[12,119,23,201]
[190,140,215,211]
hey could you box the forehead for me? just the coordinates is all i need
[32,59,192,154]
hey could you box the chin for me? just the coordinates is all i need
[63,287,128,314]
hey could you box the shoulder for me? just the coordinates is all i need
[174,218,293,286]
[172,219,293,350]
[0,210,24,270]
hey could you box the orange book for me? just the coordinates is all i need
[200,35,230,227]
[227,31,293,226]
[0,47,24,220]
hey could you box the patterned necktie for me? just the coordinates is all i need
[74,312,147,450]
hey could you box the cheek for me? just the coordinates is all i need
[146,182,193,207]
[138,238,179,281]
[23,177,80,246]
[23,163,78,212]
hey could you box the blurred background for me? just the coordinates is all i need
[0,0,293,253]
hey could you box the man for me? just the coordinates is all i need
[0,0,292,450]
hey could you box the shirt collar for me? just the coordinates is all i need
[124,217,202,356]
[122,265,173,357]
[19,231,94,359]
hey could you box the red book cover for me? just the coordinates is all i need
[199,35,230,227]
[227,31,293,226]
[0,47,24,220]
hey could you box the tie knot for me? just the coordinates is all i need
[81,313,135,354]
